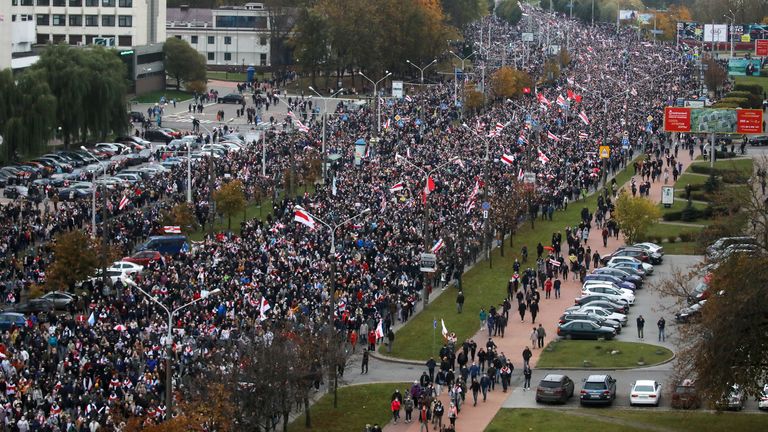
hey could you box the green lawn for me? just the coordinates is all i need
[734,75,768,97]
[287,383,409,432]
[690,158,754,176]
[536,340,673,369]
[131,89,193,104]
[387,163,637,361]
[644,222,701,240]
[485,409,768,432]
[658,199,706,216]
[675,173,709,188]
[661,241,698,255]
[207,71,248,82]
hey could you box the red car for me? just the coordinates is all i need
[122,250,162,267]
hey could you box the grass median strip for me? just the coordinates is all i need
[485,409,648,432]
[287,382,409,432]
[536,340,674,369]
[387,164,636,361]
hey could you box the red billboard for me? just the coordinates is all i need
[757,39,768,57]
[736,109,764,134]
[663,107,691,132]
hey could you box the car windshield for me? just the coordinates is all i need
[539,380,562,388]
[583,382,606,390]
[634,385,655,392]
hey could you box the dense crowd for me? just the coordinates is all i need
[0,4,701,431]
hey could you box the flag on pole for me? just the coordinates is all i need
[422,176,436,203]
[578,111,590,125]
[537,149,550,164]
[495,122,505,132]
[384,117,391,129]
[389,182,404,193]
[259,298,271,321]
[500,154,515,166]
[567,88,575,99]
[630,88,638,97]
[549,258,561,267]
[295,120,310,133]
[293,205,315,228]
[431,238,445,253]
[454,158,465,169]
[375,319,384,339]
[536,92,550,106]
[163,226,181,234]
[517,168,525,181]
[118,196,130,210]
[405,95,413,102]
[518,134,528,145]
[578,131,589,140]
[556,94,567,107]
[441,319,449,339]
[547,131,561,142]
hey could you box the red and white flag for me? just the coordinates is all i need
[500,154,515,166]
[537,149,550,165]
[293,205,315,229]
[556,94,567,107]
[296,120,310,133]
[431,238,445,254]
[163,226,181,234]
[630,88,638,97]
[405,95,412,102]
[384,118,391,129]
[517,168,525,181]
[578,131,589,140]
[389,182,404,193]
[548,258,561,267]
[567,88,575,99]
[547,131,561,142]
[454,158,465,169]
[375,319,384,339]
[578,111,590,125]
[259,298,271,321]
[495,122,505,132]
[537,92,551,106]
[424,176,435,195]
[118,196,130,210]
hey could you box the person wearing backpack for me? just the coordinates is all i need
[433,400,445,431]
[403,393,414,423]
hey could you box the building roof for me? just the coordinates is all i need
[166,8,213,25]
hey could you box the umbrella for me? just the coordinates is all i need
[113,325,127,332]
[543,246,555,252]
[354,138,366,145]
[75,314,86,323]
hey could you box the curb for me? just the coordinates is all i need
[535,352,676,371]
[369,350,425,366]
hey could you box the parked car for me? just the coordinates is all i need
[135,235,190,255]
[535,374,575,404]
[557,320,616,340]
[573,305,628,326]
[573,295,630,312]
[580,375,617,406]
[671,379,700,409]
[592,267,644,286]
[559,311,622,333]
[609,263,647,278]
[566,299,629,315]
[0,312,26,331]
[122,250,163,267]
[144,129,175,144]
[675,300,706,323]
[40,291,77,310]
[607,257,654,274]
[748,135,768,146]
[709,243,760,261]
[11,299,54,314]
[581,283,635,305]
[632,242,664,256]
[705,236,756,257]
[758,384,768,411]
[217,93,245,104]
[129,111,146,123]
[714,384,745,411]
[583,274,637,291]
[614,247,662,264]
[630,380,661,406]
[107,261,144,275]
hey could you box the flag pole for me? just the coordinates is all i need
[432,316,436,356]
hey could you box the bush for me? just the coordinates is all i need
[721,170,748,184]
[724,91,762,108]
[704,174,722,193]
[711,102,740,108]
[689,164,713,175]
[716,97,748,107]
[715,151,737,159]
[680,204,704,222]
[678,232,696,242]
[733,83,763,96]
[662,211,683,221]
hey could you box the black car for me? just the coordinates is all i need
[580,375,617,406]
[536,374,575,404]
[556,320,616,340]
[574,295,629,313]
[748,136,768,146]
[559,312,622,333]
[218,93,244,104]
[129,111,146,123]
[11,299,54,314]
[143,129,174,144]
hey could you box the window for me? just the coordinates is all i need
[224,36,232,45]
[118,0,132,6]
[102,0,115,6]
[37,14,50,25]
[10,15,15,22]
[36,0,50,6]
[215,15,267,29]
[85,0,98,5]
[118,15,131,27]
[260,37,267,46]
[52,14,66,26]
[118,35,132,46]
[69,35,82,45]
[102,15,115,26]
[20,0,32,4]
[260,53,267,66]
[174,35,181,39]
[190,35,198,44]
[85,14,97,26]
[52,0,65,5]
[207,52,214,61]
[69,15,82,26]
[224,52,232,61]
[69,0,82,6]
[207,36,214,44]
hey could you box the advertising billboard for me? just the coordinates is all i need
[728,58,761,76]
[703,24,728,42]
[619,10,637,20]
[664,107,764,134]
[757,39,768,56]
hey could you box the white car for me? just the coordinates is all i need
[107,261,144,275]
[582,281,634,297]
[630,380,661,406]
[576,306,628,326]
[581,284,635,305]
[758,384,768,410]
[633,242,664,256]
[607,256,654,274]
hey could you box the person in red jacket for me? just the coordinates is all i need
[390,398,401,423]
[349,330,358,352]
[368,329,376,351]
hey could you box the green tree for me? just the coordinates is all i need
[441,0,486,28]
[161,202,200,232]
[290,9,330,87]
[490,66,532,100]
[613,191,662,244]
[496,0,522,25]
[213,179,247,230]
[30,45,128,147]
[164,37,207,91]
[0,69,57,163]
[45,230,101,292]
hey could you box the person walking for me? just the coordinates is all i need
[657,317,666,342]
[403,394,414,424]
[391,397,401,424]
[480,373,490,402]
[470,378,480,406]
[523,364,532,391]
[637,315,645,339]
[530,300,539,323]
[479,308,487,330]
[517,301,526,322]
[433,400,445,430]
[361,349,369,374]
[419,403,429,432]
[456,290,465,313]
[554,278,561,299]
[530,327,538,348]
[536,324,546,348]
[387,328,395,353]
[448,402,458,428]
[522,346,532,366]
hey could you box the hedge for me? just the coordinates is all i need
[724,91,762,108]
[733,83,762,96]
[716,97,749,107]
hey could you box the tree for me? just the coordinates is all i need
[161,202,199,232]
[301,154,322,192]
[441,0,486,28]
[213,179,247,230]
[489,178,529,257]
[164,37,207,91]
[464,84,485,113]
[0,68,57,163]
[30,45,128,147]
[654,5,693,41]
[703,58,728,96]
[613,191,661,244]
[558,47,571,68]
[45,230,101,292]
[290,9,330,87]
[495,0,522,25]
[542,58,561,83]
[490,67,531,100]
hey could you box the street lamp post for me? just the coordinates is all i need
[406,60,437,133]
[358,71,392,136]
[448,51,475,105]
[463,125,494,267]
[123,276,221,412]
[396,154,459,308]
[81,146,105,236]
[308,86,345,182]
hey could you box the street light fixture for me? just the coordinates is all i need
[80,146,105,236]
[308,86,345,181]
[123,275,221,412]
[358,71,392,135]
[448,51,475,105]
[406,59,438,84]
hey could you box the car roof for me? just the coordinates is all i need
[542,374,567,381]
[586,375,609,381]
[633,380,657,386]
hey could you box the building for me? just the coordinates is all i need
[10,0,166,49]
[0,2,12,70]
[166,3,271,68]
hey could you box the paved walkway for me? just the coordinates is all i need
[382,146,697,432]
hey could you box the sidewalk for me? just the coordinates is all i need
[383,146,696,432]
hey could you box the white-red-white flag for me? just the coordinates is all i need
[500,154,515,166]
[538,149,550,165]
[375,319,384,339]
[389,182,404,193]
[163,226,181,234]
[578,111,590,125]
[547,131,561,142]
[549,258,561,267]
[293,205,315,229]
[259,298,271,321]
[118,196,130,210]
[431,238,445,254]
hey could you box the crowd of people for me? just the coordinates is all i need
[0,3,702,431]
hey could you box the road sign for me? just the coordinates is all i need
[523,172,536,184]
[420,253,437,273]
[522,32,534,42]
[481,201,490,211]
[599,146,611,159]
[483,210,489,219]
[757,40,768,57]
[392,81,404,98]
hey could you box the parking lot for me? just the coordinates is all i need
[503,254,766,412]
